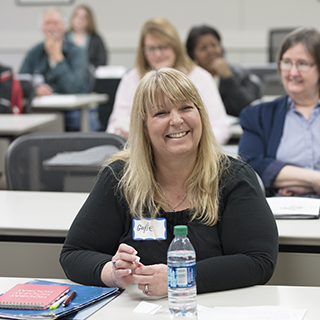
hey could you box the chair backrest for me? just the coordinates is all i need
[16,74,35,113]
[268,28,296,63]
[5,132,126,192]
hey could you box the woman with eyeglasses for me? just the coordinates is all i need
[239,27,320,197]
[106,17,231,145]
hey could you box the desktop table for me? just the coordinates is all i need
[0,114,60,137]
[1,190,320,285]
[0,191,88,279]
[0,278,319,319]
[32,94,108,132]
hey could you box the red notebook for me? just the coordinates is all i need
[0,283,70,310]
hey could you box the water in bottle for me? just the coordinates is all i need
[167,225,197,319]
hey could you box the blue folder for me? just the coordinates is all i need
[0,279,121,319]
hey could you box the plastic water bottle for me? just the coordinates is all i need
[167,225,197,319]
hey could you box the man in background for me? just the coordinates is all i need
[19,7,87,131]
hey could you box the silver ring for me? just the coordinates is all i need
[144,285,149,294]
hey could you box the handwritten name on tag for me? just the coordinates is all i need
[132,218,167,240]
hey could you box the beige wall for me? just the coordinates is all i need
[1,0,320,71]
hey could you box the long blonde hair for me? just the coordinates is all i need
[109,68,229,226]
[135,17,194,77]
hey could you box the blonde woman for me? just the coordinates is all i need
[106,17,231,144]
[61,68,278,296]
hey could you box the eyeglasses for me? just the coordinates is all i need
[144,45,170,54]
[280,59,316,72]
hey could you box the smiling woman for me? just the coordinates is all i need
[106,17,231,145]
[60,68,278,297]
[239,27,320,197]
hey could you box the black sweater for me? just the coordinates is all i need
[60,157,278,294]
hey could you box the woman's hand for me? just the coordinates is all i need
[115,127,129,140]
[211,58,233,78]
[132,263,168,296]
[101,243,140,289]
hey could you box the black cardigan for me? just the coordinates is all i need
[60,157,278,294]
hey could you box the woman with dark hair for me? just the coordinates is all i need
[60,68,278,296]
[186,25,262,117]
[66,4,107,67]
[106,17,231,144]
[239,27,320,197]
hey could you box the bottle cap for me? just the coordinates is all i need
[174,225,188,235]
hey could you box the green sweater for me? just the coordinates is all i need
[19,39,87,94]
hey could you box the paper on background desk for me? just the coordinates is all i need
[32,95,78,105]
[266,196,320,219]
[198,305,307,320]
[95,66,127,78]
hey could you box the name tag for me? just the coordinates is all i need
[132,218,167,240]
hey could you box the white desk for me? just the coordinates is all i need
[0,278,319,320]
[268,218,320,287]
[1,190,320,285]
[0,191,88,278]
[0,114,60,137]
[32,94,108,132]
[0,191,88,238]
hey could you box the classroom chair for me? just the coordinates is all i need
[5,132,126,192]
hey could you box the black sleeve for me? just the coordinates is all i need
[60,164,126,286]
[220,66,262,117]
[196,161,278,293]
[88,33,107,67]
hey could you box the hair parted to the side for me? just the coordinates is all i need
[135,17,194,77]
[277,27,320,83]
[70,4,96,34]
[108,68,229,226]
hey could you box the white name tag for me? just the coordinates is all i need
[132,218,167,240]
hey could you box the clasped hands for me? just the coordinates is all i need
[101,244,168,296]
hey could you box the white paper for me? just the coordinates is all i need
[198,305,307,320]
[95,66,127,78]
[266,197,320,219]
[33,95,78,105]
[133,301,162,315]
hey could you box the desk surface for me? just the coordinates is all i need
[0,278,319,319]
[0,191,88,237]
[32,94,108,110]
[0,114,59,136]
[1,190,320,247]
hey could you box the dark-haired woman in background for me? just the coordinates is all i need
[186,25,262,117]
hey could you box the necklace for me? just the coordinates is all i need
[163,192,187,212]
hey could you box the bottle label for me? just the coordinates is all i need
[168,265,196,288]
